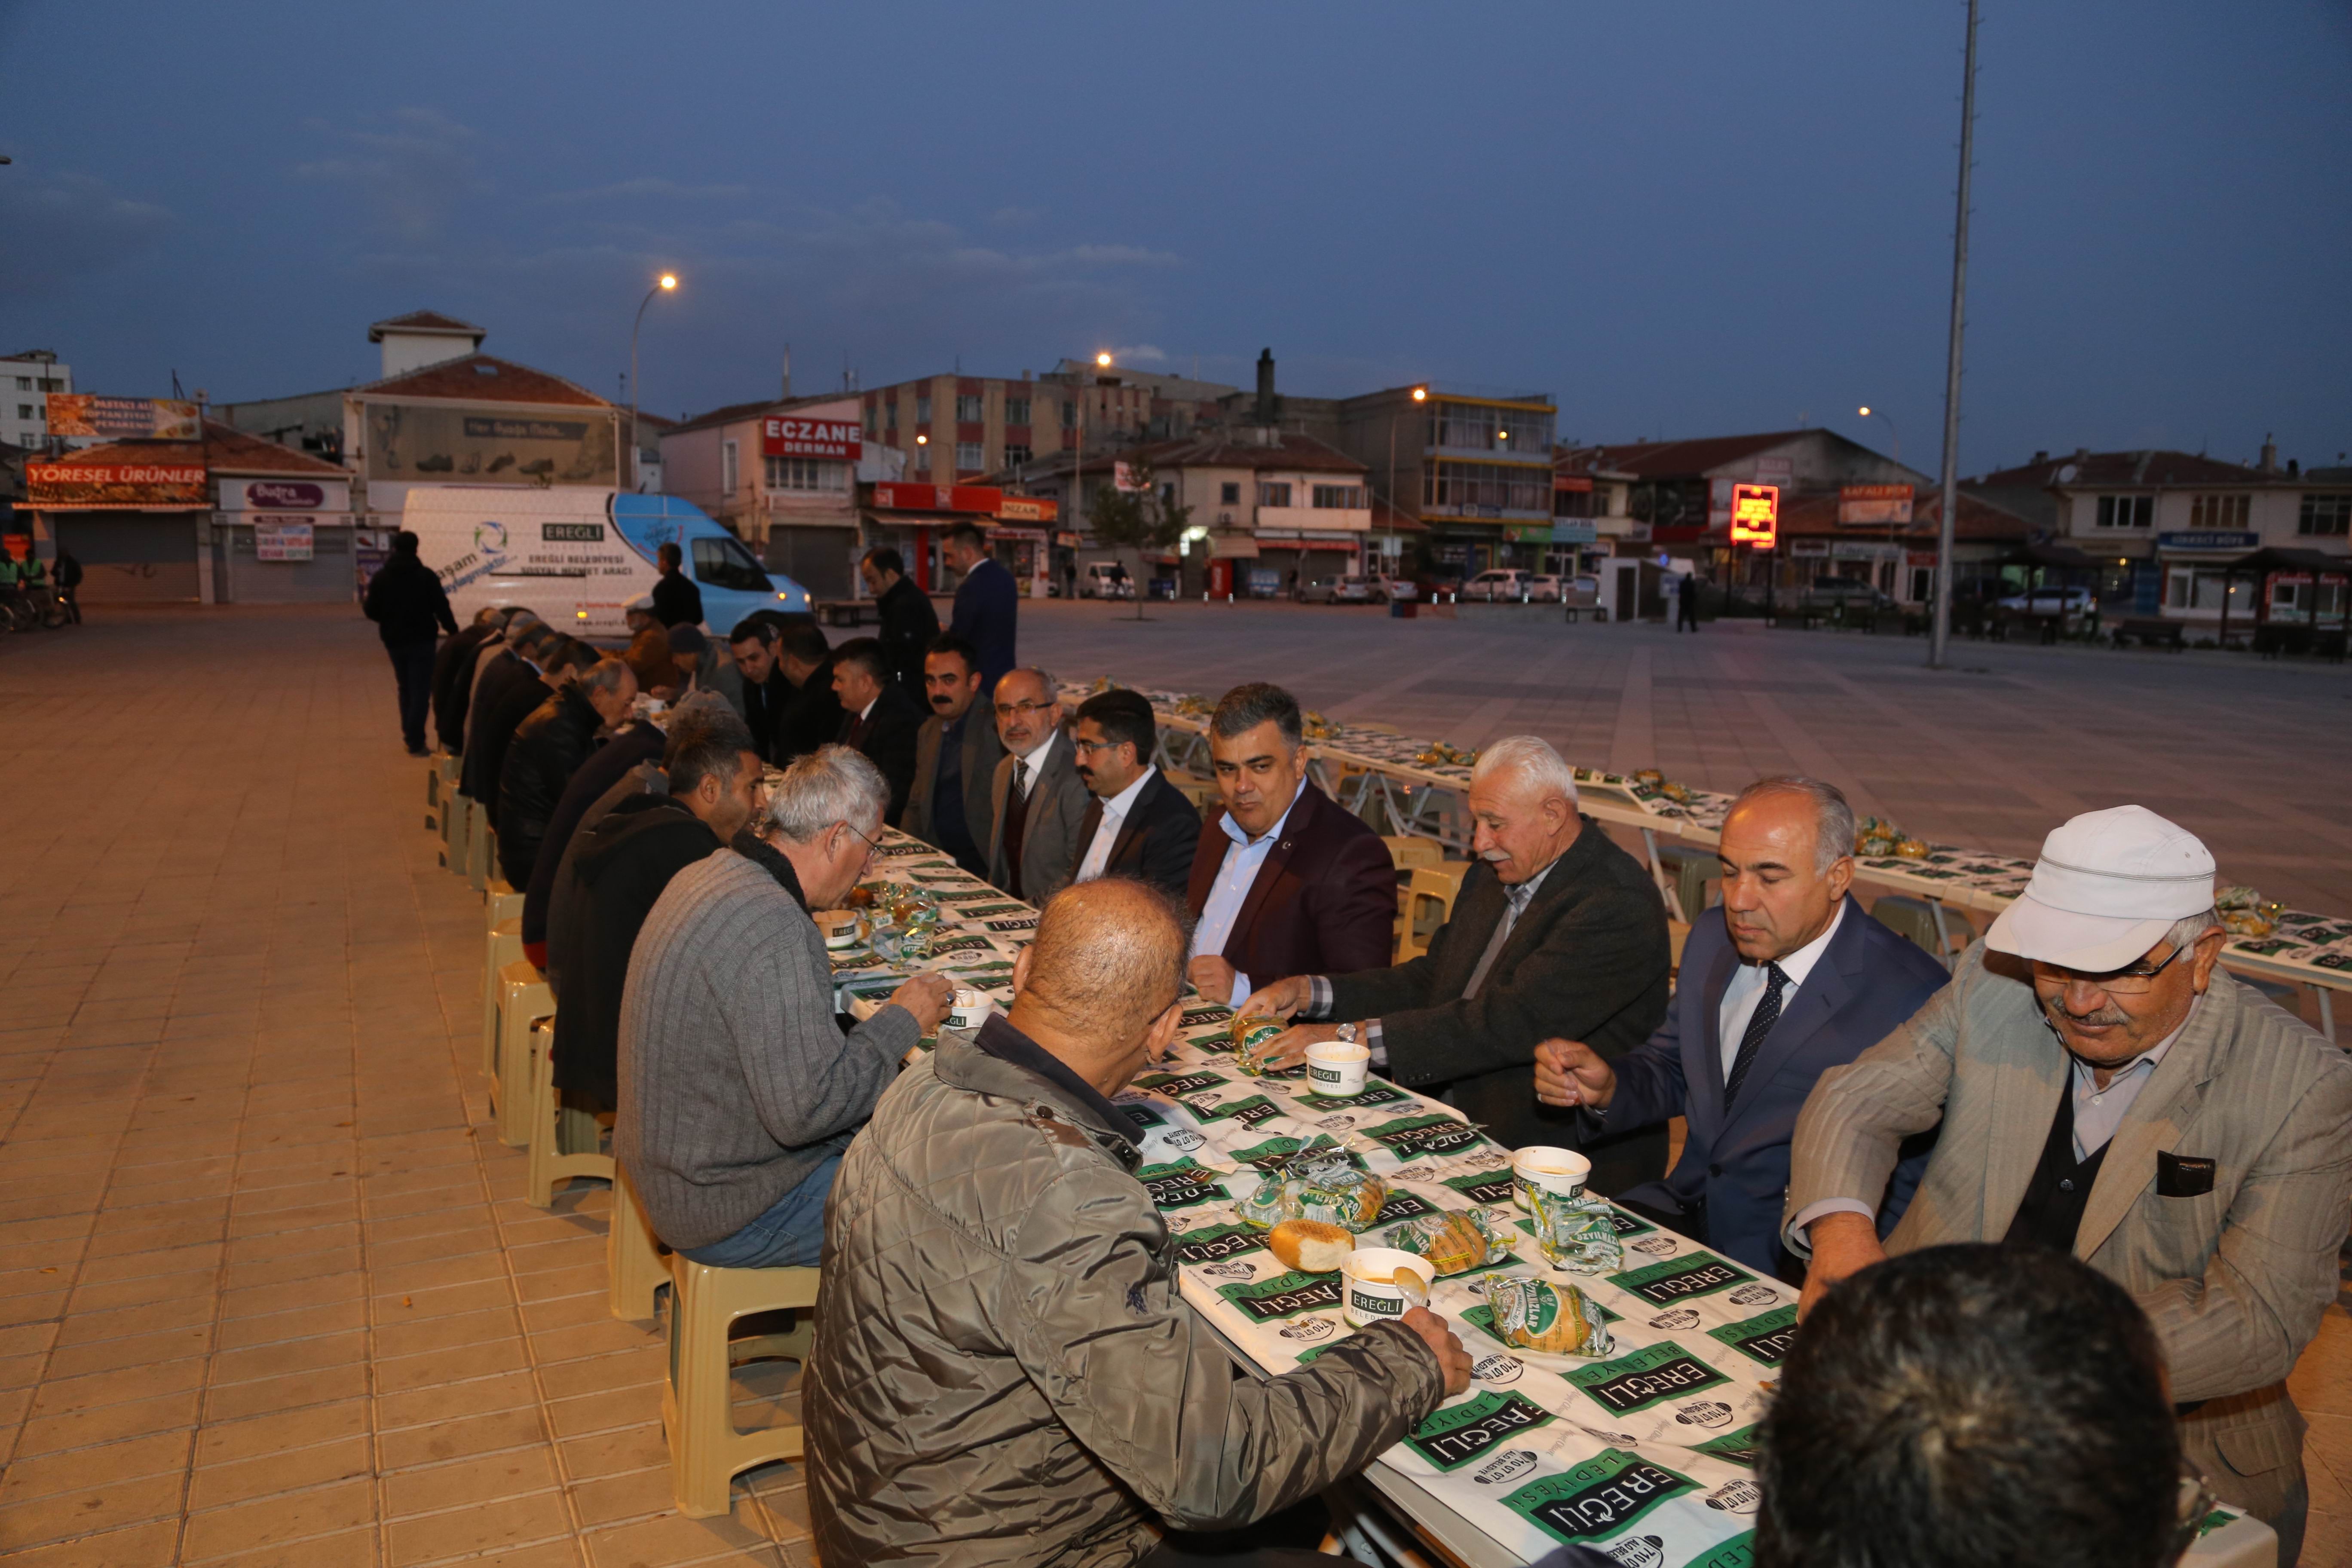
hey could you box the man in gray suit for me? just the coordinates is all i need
[985,667,1090,904]
[901,635,1002,879]
[1785,805,2352,1561]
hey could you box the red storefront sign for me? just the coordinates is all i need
[762,416,861,460]
[29,462,208,507]
[872,481,1001,514]
[996,496,1058,523]
[1730,483,1779,547]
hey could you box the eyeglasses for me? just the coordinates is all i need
[838,821,883,855]
[2031,943,2187,996]
[1071,738,1125,756]
[993,699,1054,719]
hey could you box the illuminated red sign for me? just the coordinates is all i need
[1730,483,1779,547]
[871,482,1001,514]
[762,416,861,460]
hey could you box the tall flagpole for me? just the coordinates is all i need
[1929,0,1979,670]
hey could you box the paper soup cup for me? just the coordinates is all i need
[947,988,992,1032]
[1512,1146,1591,1210]
[1305,1041,1370,1097]
[817,911,862,951]
[1340,1248,1432,1327]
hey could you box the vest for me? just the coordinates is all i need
[2003,1076,2109,1254]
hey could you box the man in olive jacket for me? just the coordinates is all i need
[806,879,1469,1565]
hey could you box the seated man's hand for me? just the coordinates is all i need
[1235,975,1308,1021]
[1533,1038,1617,1110]
[1399,1306,1472,1397]
[1186,954,1239,1004]
[1795,1210,1886,1322]
[888,972,956,1034]
[1246,1022,1341,1073]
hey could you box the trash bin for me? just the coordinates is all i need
[1390,599,1417,619]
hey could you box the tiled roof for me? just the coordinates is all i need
[1969,450,2286,489]
[354,354,609,408]
[43,422,346,476]
[368,311,486,341]
[1557,431,1811,479]
[1769,487,2030,542]
[1133,428,1367,475]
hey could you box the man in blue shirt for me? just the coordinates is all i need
[943,522,1017,694]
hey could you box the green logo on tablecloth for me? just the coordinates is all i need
[1362,1113,1488,1160]
[1679,1534,1757,1567]
[1566,1341,1730,1415]
[1403,1389,1555,1470]
[1293,1081,1409,1111]
[1233,1136,1306,1172]
[1137,1159,1227,1211]
[951,902,1027,917]
[1609,1253,1754,1305]
[1185,1093,1283,1129]
[1694,1424,1763,1469]
[1119,1102,1167,1131]
[1173,1222,1266,1265]
[1180,1005,1235,1029]
[1707,1305,1798,1367]
[1443,1168,1519,1206]
[1500,1447,1698,1545]
[1135,1069,1225,1097]
[1373,1190,1436,1224]
[1217,1269,1344,1322]
[1605,1205,1657,1237]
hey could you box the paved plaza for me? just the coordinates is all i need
[0,602,2344,1567]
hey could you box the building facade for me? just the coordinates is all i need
[858,360,1237,490]
[661,394,865,600]
[1331,385,1557,578]
[1,352,73,453]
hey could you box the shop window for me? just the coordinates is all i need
[2298,494,2351,536]
[1221,482,1241,505]
[15,405,29,421]
[1004,398,1030,426]
[2189,493,2250,530]
[2095,495,2153,528]
[956,395,984,422]
[765,456,846,492]
[1062,400,1077,429]
[1257,482,1293,508]
[1311,485,1366,509]
[956,443,985,471]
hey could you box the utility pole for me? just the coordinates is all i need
[1929,0,1979,669]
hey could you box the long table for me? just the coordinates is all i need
[1079,680,2350,1035]
[832,827,2273,1567]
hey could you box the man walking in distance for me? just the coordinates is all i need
[361,529,459,756]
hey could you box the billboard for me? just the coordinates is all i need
[28,462,208,508]
[364,404,619,487]
[1839,484,1914,525]
[44,395,200,441]
[254,521,315,561]
[1730,483,1779,547]
[996,496,1058,523]
[760,415,860,460]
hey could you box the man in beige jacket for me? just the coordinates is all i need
[1784,805,2352,1564]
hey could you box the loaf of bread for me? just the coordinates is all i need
[1268,1219,1355,1274]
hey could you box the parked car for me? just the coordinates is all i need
[1565,575,1601,610]
[1079,561,1133,599]
[1995,585,2095,614]
[1797,576,1894,614]
[1369,572,1418,603]
[1297,575,1372,604]
[1463,569,1531,602]
[1523,574,1564,603]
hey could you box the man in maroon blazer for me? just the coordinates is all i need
[1184,683,1397,1008]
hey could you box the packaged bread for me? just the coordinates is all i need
[1268,1219,1354,1273]
[1236,1139,1387,1233]
[1229,1017,1285,1075]
[1479,1274,1614,1358]
[1529,1186,1625,1274]
[1383,1209,1507,1277]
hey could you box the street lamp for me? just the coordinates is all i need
[628,273,678,490]
[1387,386,1429,578]
[1095,351,1112,368]
[1856,405,1900,461]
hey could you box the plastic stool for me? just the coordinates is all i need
[527,1018,613,1207]
[494,960,552,1147]
[609,1163,669,1323]
[466,807,493,891]
[663,1257,819,1518]
[481,918,524,1077]
[1396,864,1466,963]
[442,789,470,873]
[486,876,524,929]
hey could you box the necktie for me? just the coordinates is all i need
[1462,883,1531,1000]
[1722,962,1789,1108]
[1016,760,1032,802]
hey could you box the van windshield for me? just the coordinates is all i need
[693,536,771,593]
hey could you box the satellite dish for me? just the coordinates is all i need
[2055,464,2078,482]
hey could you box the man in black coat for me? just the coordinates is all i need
[900,635,1003,879]
[860,547,940,694]
[943,522,1017,693]
[724,619,795,762]
[1068,689,1200,900]
[361,530,459,756]
[1242,735,1672,1196]
[459,625,559,808]
[830,637,924,823]
[496,655,640,891]
[651,541,703,628]
[774,619,844,766]
[431,608,509,753]
[468,637,593,835]
[545,714,763,1114]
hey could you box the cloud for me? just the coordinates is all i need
[0,173,172,299]
[538,178,753,206]
[297,107,487,244]
[989,205,1045,228]
[1107,344,1168,363]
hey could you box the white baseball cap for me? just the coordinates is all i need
[1984,805,2216,971]
[625,594,655,612]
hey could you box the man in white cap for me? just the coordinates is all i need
[1782,805,2352,1561]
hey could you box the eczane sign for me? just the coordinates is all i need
[761,416,861,460]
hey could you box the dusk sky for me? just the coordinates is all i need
[4,0,2346,475]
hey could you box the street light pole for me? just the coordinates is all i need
[628,273,677,491]
[1929,0,1979,669]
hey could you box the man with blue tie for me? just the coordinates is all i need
[1533,775,1949,1280]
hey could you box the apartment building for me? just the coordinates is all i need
[858,358,1237,489]
[1,351,74,452]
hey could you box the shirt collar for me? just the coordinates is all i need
[1752,898,1848,986]
[858,694,878,721]
[1099,765,1156,819]
[1220,778,1308,848]
[1012,727,1058,769]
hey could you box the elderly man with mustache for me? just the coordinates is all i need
[1783,805,2352,1565]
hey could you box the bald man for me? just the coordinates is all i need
[806,879,1470,1565]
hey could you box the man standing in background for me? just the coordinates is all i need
[361,530,459,756]
[861,546,940,692]
[943,522,1017,693]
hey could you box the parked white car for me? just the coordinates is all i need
[1079,561,1134,599]
[1463,569,1530,602]
[1297,575,1372,604]
[1523,574,1565,603]
[1369,572,1418,603]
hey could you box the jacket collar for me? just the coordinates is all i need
[934,1020,1142,1168]
[731,829,808,910]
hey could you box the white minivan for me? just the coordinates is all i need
[401,486,810,637]
[1463,568,1531,602]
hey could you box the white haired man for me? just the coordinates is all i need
[616,746,952,1267]
[1784,805,2352,1562]
[1241,735,1673,1192]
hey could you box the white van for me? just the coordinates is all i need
[401,486,810,637]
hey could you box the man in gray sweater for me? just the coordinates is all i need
[617,746,952,1267]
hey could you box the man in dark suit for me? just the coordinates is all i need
[1534,776,1949,1278]
[1241,736,1672,1193]
[431,607,511,754]
[860,547,940,694]
[831,636,924,822]
[943,522,1017,693]
[984,667,1090,903]
[1183,683,1395,1008]
[901,635,1002,879]
[724,619,792,760]
[1069,689,1198,899]
[773,619,844,766]
[651,541,703,629]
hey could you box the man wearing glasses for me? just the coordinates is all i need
[1785,805,2352,1562]
[617,747,952,1270]
[985,668,1091,903]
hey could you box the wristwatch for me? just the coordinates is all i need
[1335,1023,1358,1044]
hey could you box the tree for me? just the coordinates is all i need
[1084,453,1191,620]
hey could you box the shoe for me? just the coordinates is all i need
[407,745,429,757]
